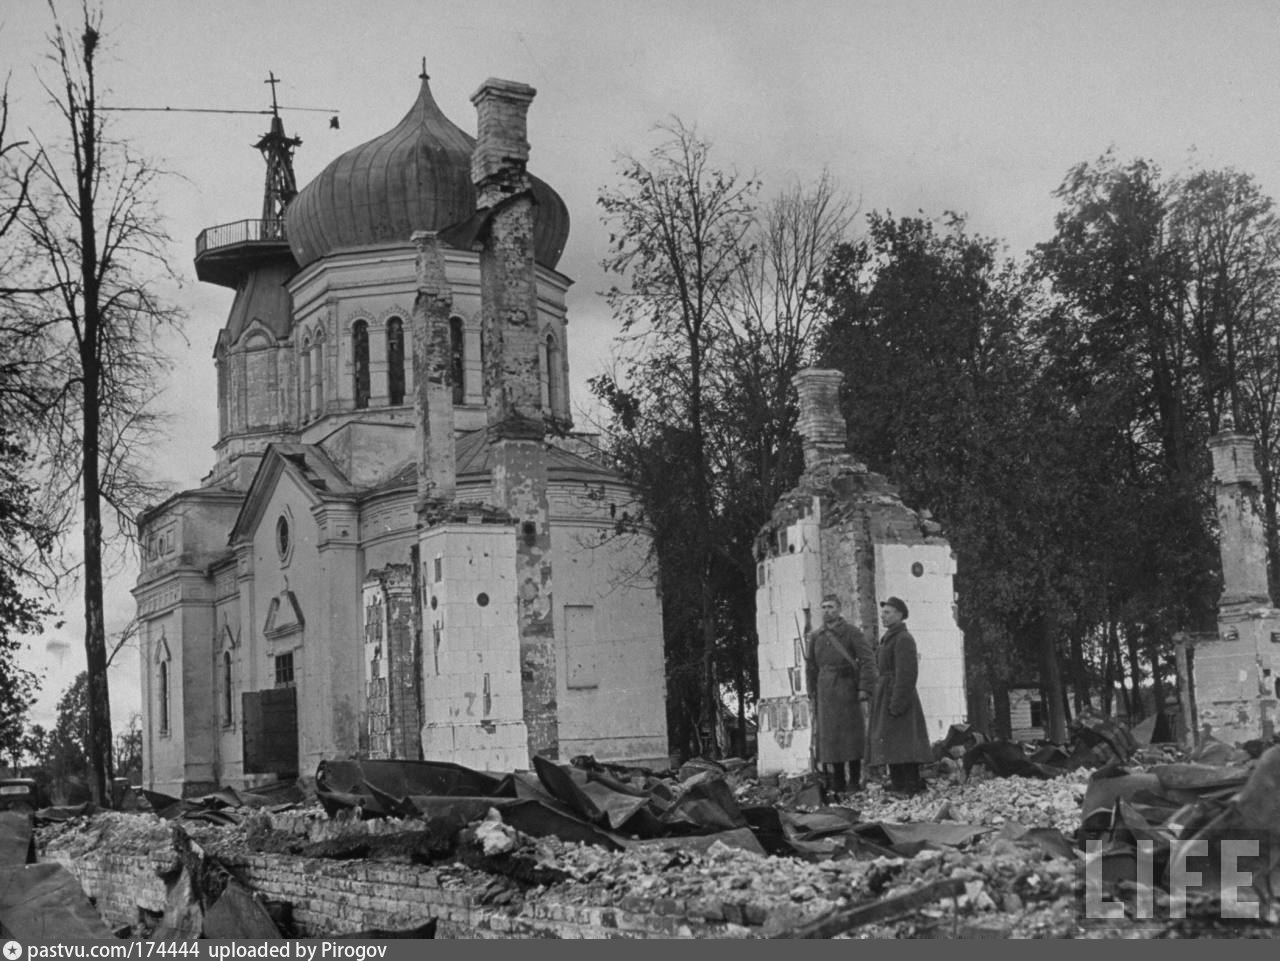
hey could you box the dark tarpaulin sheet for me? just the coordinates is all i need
[318,758,509,800]
[399,796,625,850]
[1151,763,1250,793]
[0,862,115,939]
[31,802,96,823]
[0,812,33,868]
[202,879,283,939]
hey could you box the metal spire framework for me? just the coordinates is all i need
[256,72,303,229]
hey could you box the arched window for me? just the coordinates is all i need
[300,337,312,421]
[159,661,170,735]
[545,332,565,413]
[538,334,551,409]
[222,651,233,726]
[311,337,324,416]
[386,317,405,405]
[449,316,465,404]
[216,355,228,436]
[352,320,370,409]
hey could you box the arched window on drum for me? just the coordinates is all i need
[352,320,371,409]
[386,317,405,405]
[450,316,465,405]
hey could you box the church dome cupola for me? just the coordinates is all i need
[285,74,570,270]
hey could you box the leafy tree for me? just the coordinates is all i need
[595,119,759,755]
[48,671,89,793]
[595,124,854,757]
[1,55,52,772]
[816,212,1084,738]
[7,2,183,803]
[0,429,49,769]
[1036,154,1225,724]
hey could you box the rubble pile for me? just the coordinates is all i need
[8,723,1280,939]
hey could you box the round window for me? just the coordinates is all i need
[276,516,290,559]
[476,592,490,607]
[911,561,924,577]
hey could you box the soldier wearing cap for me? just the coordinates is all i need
[804,594,876,799]
[868,596,932,795]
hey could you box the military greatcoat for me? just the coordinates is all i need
[804,616,876,763]
[868,621,934,765]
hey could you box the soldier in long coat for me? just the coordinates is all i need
[804,595,876,796]
[868,596,932,795]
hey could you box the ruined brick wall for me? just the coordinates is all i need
[41,815,783,939]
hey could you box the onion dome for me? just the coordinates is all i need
[285,76,569,270]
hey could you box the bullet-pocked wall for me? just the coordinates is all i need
[418,523,528,771]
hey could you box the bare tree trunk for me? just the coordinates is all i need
[1069,623,1090,713]
[966,661,992,735]
[1036,615,1068,743]
[74,23,112,807]
[992,680,1012,741]
[1126,626,1145,719]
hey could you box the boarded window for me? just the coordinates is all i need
[242,687,298,776]
[564,604,599,689]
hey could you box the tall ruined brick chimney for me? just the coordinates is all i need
[794,368,849,469]
[471,79,543,435]
[411,230,456,516]
[471,78,558,761]
[1209,429,1273,610]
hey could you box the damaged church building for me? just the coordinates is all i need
[753,369,968,776]
[132,73,668,796]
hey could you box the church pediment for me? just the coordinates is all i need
[263,587,305,639]
[229,443,355,546]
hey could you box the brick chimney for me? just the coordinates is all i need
[471,78,535,207]
[470,78,543,436]
[794,368,849,468]
[471,78,558,761]
[411,230,456,515]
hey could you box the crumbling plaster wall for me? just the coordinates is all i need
[551,498,670,767]
[418,523,528,770]
[1195,431,1280,745]
[754,369,966,775]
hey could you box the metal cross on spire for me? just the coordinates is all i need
[266,70,283,117]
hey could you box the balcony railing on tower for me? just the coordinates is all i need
[196,218,288,258]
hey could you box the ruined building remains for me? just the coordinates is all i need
[133,73,668,795]
[754,369,966,775]
[1189,429,1280,745]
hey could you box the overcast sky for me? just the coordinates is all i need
[6,0,1280,729]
